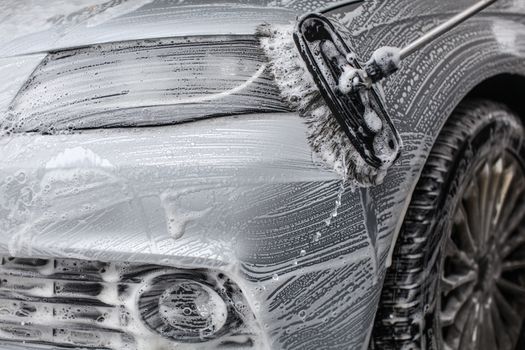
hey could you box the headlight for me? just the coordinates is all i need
[4,36,288,134]
[138,271,245,343]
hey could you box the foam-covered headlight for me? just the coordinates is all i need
[158,280,227,338]
[6,36,287,134]
[138,272,242,342]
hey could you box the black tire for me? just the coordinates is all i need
[372,100,525,350]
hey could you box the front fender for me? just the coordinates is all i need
[338,0,525,266]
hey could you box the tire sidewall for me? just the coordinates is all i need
[423,106,525,350]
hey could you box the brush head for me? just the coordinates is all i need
[257,15,401,187]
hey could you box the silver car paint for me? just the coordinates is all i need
[0,0,524,349]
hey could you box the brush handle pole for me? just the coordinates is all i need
[399,0,498,60]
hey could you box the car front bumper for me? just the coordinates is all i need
[0,113,383,349]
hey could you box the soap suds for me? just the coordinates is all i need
[46,147,115,170]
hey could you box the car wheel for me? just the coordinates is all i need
[372,99,525,350]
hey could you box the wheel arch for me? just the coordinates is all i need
[466,73,525,120]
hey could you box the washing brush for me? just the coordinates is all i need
[258,0,498,187]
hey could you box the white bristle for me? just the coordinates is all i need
[257,23,396,186]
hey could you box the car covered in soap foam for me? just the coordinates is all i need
[0,0,524,349]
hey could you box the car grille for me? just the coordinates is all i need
[0,257,255,349]
[0,257,144,349]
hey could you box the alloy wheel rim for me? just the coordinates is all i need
[439,151,525,350]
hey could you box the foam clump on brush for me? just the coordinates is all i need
[257,23,390,187]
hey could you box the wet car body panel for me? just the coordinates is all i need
[0,0,524,349]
